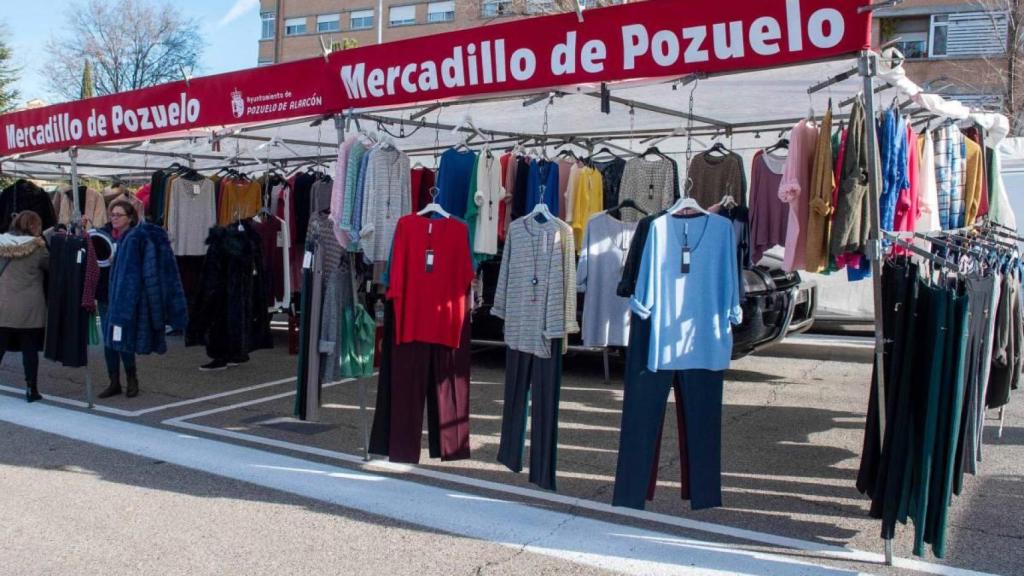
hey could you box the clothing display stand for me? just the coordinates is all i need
[68,146,95,410]
[858,50,893,567]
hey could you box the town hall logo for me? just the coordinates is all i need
[231,88,245,119]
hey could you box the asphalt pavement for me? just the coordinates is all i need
[0,331,1020,576]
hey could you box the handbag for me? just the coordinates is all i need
[339,254,376,378]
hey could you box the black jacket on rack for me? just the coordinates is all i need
[0,180,58,233]
[186,221,273,361]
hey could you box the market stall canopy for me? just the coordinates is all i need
[0,0,873,157]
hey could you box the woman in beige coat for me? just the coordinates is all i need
[0,211,49,402]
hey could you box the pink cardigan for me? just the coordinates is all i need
[778,120,819,272]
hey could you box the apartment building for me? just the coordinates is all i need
[258,0,622,66]
[872,0,1015,112]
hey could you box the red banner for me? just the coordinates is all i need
[330,0,872,107]
[0,0,871,156]
[0,58,339,156]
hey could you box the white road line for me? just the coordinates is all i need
[0,396,870,576]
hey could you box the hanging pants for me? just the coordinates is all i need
[613,313,723,511]
[44,234,89,368]
[497,339,563,491]
[385,316,471,464]
[614,368,724,511]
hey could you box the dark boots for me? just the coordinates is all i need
[25,381,42,403]
[125,368,139,398]
[98,372,122,398]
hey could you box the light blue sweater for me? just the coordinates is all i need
[630,213,742,372]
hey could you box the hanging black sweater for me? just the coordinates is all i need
[0,179,58,233]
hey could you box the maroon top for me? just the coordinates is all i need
[749,150,789,263]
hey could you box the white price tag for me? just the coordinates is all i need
[76,249,83,264]
[302,251,313,269]
[276,230,285,248]
[112,325,122,342]
[192,184,201,196]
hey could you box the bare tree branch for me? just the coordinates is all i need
[43,0,203,102]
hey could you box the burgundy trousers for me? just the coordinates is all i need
[387,318,471,464]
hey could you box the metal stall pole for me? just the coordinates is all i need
[858,50,892,566]
[68,147,95,409]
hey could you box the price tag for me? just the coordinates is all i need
[276,230,285,248]
[192,184,201,196]
[302,251,313,269]
[76,249,84,264]
[425,249,435,273]
[112,325,122,342]
[680,247,691,274]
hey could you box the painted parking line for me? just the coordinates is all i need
[160,384,992,576]
[782,334,874,348]
[0,384,135,416]
[0,396,872,576]
[0,377,297,418]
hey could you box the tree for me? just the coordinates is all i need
[80,61,94,100]
[43,0,203,102]
[0,23,19,112]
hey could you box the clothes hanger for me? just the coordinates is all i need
[528,198,553,223]
[640,146,670,161]
[765,138,789,154]
[668,193,709,216]
[417,186,451,219]
[607,198,648,219]
[706,142,730,157]
[589,146,619,161]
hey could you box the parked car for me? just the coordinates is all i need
[470,255,816,359]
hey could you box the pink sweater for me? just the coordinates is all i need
[778,120,819,272]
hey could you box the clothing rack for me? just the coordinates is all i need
[66,147,95,408]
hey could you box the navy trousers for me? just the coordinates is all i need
[613,313,724,510]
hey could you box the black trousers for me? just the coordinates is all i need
[497,339,563,491]
[0,327,44,384]
[44,234,89,368]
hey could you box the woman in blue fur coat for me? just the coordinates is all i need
[101,207,188,397]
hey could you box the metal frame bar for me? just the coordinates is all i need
[858,50,893,567]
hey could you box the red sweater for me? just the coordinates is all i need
[387,214,474,348]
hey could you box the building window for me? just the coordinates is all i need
[317,14,340,33]
[892,32,928,59]
[350,9,374,30]
[525,0,555,14]
[260,11,275,40]
[389,5,416,26]
[481,0,512,18]
[284,17,307,36]
[427,1,455,23]
[879,16,930,59]
[930,11,1007,58]
[257,57,274,67]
